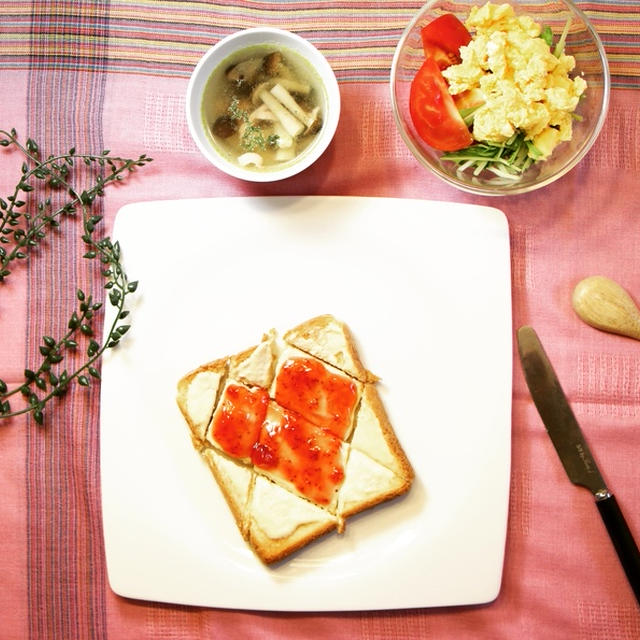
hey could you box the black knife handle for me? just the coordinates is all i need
[596,493,640,604]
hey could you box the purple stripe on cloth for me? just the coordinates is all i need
[26,1,109,638]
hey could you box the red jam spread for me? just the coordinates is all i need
[209,356,359,505]
[209,384,269,458]
[251,403,344,506]
[273,357,358,439]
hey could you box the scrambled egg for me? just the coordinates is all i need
[442,2,587,158]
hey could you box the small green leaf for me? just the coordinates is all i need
[87,340,100,357]
[540,25,553,47]
[78,376,89,387]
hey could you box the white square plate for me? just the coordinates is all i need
[100,196,512,611]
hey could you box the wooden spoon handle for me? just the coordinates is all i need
[572,276,640,341]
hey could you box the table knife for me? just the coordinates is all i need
[517,326,640,605]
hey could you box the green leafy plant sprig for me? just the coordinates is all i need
[0,128,152,424]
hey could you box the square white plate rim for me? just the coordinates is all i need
[100,195,512,612]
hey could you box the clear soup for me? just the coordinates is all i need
[202,45,326,171]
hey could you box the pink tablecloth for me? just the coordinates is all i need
[1,1,639,638]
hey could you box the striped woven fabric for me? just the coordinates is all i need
[0,0,638,87]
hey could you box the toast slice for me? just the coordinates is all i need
[176,315,413,564]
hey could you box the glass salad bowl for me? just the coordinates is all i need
[390,0,610,195]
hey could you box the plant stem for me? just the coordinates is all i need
[0,128,151,424]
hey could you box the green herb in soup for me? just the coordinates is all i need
[202,47,324,170]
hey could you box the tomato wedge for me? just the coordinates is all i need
[421,14,471,69]
[409,58,473,152]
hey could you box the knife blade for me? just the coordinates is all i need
[517,326,640,604]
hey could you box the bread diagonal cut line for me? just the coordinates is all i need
[176,315,413,564]
[350,384,414,482]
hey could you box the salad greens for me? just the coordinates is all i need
[540,26,553,47]
[442,131,542,180]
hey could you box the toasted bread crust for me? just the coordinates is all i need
[249,519,338,565]
[283,314,379,383]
